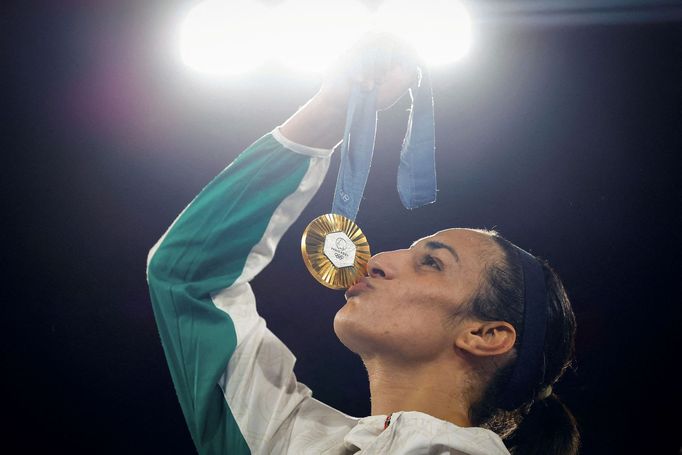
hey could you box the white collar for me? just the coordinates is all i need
[342,411,509,455]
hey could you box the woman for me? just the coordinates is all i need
[147,39,579,454]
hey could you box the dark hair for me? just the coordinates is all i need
[466,233,580,455]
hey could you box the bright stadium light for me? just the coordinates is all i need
[375,0,472,65]
[177,0,472,76]
[179,0,272,75]
[273,0,372,73]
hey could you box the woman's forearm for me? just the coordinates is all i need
[278,91,347,149]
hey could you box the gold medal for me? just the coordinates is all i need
[300,213,371,290]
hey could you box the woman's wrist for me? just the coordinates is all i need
[279,91,348,150]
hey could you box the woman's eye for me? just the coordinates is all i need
[422,255,441,270]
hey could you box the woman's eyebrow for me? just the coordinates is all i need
[427,241,460,262]
[411,240,461,263]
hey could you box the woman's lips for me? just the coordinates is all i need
[344,277,372,300]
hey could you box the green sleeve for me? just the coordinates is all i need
[146,133,321,454]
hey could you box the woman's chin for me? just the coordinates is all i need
[333,304,371,355]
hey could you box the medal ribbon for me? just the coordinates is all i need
[332,51,437,221]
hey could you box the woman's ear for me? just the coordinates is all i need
[455,320,516,357]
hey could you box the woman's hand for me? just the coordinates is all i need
[280,33,420,149]
[318,33,420,112]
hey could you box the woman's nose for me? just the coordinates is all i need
[366,250,401,279]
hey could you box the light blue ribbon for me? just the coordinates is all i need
[332,56,436,221]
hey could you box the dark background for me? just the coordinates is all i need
[4,1,681,453]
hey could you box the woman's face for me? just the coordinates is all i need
[334,228,498,363]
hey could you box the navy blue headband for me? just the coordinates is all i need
[497,246,548,411]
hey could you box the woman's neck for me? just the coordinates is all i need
[363,357,474,427]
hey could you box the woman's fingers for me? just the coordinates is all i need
[318,32,421,111]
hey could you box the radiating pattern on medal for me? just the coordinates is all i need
[301,214,371,290]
